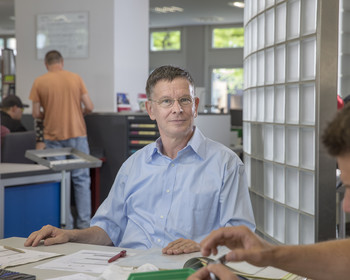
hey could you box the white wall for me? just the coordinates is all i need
[194,114,231,148]
[15,0,149,112]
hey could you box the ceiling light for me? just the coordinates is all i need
[228,2,245,8]
[151,6,184,14]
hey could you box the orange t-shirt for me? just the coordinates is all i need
[29,70,88,141]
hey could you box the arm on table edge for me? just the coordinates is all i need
[260,239,350,280]
[25,225,113,247]
[69,226,113,246]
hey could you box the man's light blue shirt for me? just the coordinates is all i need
[91,127,255,249]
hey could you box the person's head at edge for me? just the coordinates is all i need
[323,102,350,213]
[45,50,64,70]
[145,65,200,156]
[0,95,28,120]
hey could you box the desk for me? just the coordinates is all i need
[0,237,195,279]
[0,238,308,280]
[0,163,71,238]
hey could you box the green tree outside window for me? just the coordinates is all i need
[150,30,181,51]
[212,27,244,48]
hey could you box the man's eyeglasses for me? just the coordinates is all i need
[148,96,194,108]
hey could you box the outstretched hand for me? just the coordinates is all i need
[199,226,275,268]
[24,225,70,247]
[162,238,200,255]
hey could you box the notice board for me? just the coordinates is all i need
[36,12,89,59]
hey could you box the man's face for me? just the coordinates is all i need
[146,77,199,140]
[337,153,350,213]
[12,106,23,120]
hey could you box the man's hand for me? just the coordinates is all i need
[199,226,274,268]
[162,238,200,255]
[24,225,70,247]
[187,264,239,280]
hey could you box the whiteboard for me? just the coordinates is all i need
[36,12,89,59]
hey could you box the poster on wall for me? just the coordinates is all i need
[36,12,89,59]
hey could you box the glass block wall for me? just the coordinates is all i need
[339,0,350,98]
[243,0,339,245]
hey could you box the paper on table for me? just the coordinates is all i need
[117,248,203,270]
[98,263,159,280]
[46,273,98,280]
[0,245,62,269]
[226,261,298,280]
[35,250,131,274]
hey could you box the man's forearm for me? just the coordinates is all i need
[68,226,113,246]
[271,239,350,280]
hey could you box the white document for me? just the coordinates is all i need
[117,248,202,270]
[98,263,159,280]
[46,273,97,280]
[226,261,299,280]
[35,250,127,274]
[0,246,61,269]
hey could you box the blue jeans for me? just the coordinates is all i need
[45,136,91,229]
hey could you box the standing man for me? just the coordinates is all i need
[29,50,94,229]
[25,65,255,254]
[0,95,28,132]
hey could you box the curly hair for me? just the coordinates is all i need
[322,102,350,156]
[145,65,195,99]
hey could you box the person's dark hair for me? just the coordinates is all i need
[323,102,350,156]
[145,65,195,99]
[45,50,63,65]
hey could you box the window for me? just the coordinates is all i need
[6,37,17,55]
[212,27,244,48]
[211,68,244,113]
[150,30,181,51]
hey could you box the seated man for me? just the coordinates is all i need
[189,102,350,280]
[0,95,28,132]
[25,65,255,255]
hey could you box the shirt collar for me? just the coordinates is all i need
[145,126,206,162]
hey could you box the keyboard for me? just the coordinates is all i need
[0,269,35,279]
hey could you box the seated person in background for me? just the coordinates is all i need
[0,95,28,132]
[25,65,255,254]
[189,103,350,280]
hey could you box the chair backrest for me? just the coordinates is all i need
[1,130,36,164]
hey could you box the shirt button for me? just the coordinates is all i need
[166,189,170,193]
[160,215,164,219]
[171,163,175,167]
[157,239,161,242]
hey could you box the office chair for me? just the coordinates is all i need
[1,130,36,164]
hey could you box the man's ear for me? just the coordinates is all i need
[193,97,200,118]
[146,100,156,120]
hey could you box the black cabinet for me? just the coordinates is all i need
[126,115,158,156]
